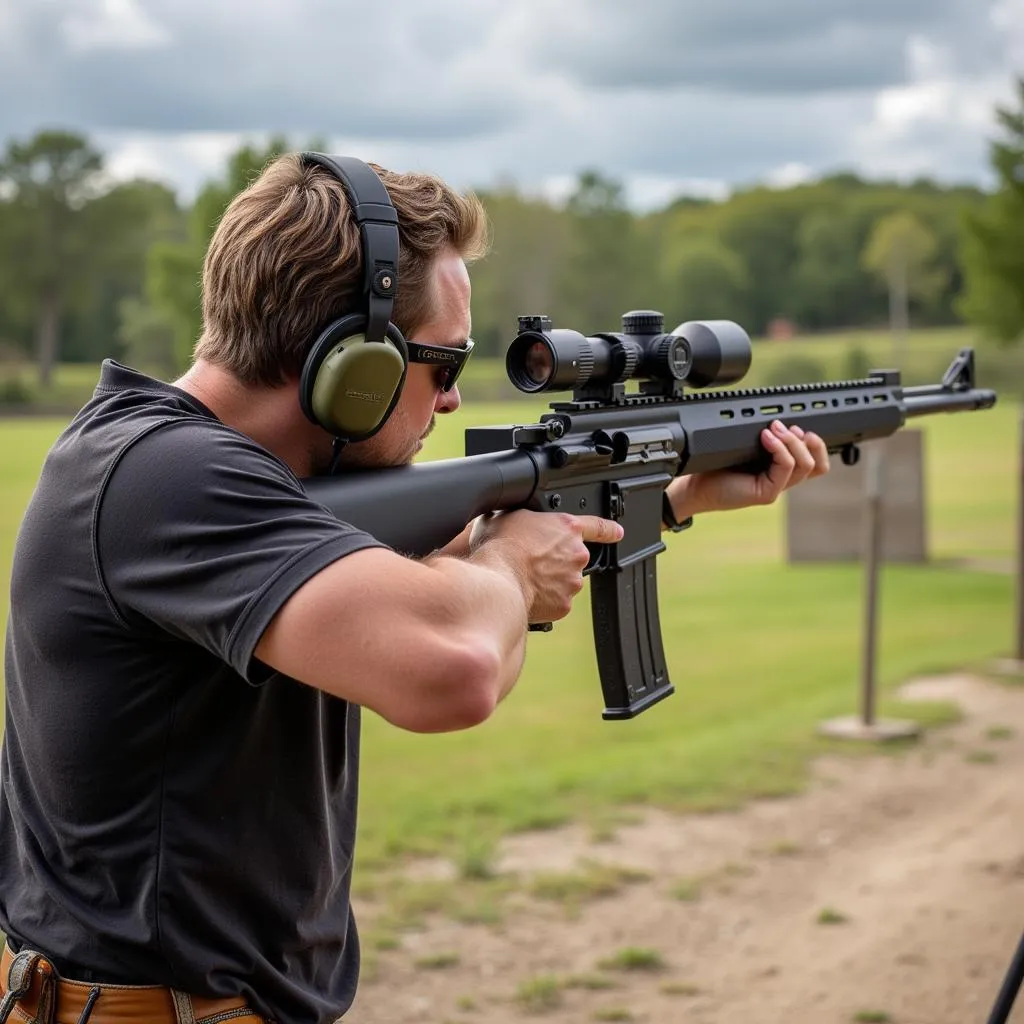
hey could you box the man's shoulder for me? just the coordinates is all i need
[67,360,291,487]
[101,413,299,515]
[56,361,218,459]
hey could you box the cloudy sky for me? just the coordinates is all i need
[2,0,1022,208]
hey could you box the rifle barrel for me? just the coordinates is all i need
[902,388,997,417]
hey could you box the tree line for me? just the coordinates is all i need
[1,79,1022,389]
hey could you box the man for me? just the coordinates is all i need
[0,153,829,1024]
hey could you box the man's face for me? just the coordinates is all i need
[324,251,471,471]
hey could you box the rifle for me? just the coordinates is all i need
[303,311,997,721]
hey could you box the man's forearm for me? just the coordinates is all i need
[424,543,531,706]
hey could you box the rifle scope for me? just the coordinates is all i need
[505,311,753,393]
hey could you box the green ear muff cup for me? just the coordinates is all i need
[311,338,407,437]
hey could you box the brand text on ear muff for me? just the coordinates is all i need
[310,334,406,438]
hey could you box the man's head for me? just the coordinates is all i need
[194,154,489,470]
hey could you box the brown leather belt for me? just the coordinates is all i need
[0,942,266,1024]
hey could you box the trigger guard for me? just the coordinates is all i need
[584,541,610,575]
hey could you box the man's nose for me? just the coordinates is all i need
[435,384,461,414]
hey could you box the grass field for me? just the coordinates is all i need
[0,362,1017,872]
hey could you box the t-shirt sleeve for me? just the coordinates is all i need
[95,419,388,683]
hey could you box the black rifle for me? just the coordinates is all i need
[303,311,997,721]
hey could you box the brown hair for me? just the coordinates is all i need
[194,154,490,386]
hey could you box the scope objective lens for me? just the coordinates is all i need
[523,341,554,387]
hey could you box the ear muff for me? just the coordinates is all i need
[299,315,409,440]
[297,152,407,443]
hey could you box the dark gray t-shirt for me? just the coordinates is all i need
[0,361,387,1024]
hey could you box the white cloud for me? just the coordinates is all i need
[625,175,732,210]
[766,162,817,189]
[61,0,171,52]
[991,0,1024,65]
[98,130,246,191]
[530,175,580,208]
[849,25,1019,183]
[1,0,1020,207]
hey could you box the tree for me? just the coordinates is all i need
[861,210,945,362]
[659,236,751,328]
[957,78,1024,666]
[713,188,808,334]
[791,206,875,331]
[0,131,104,385]
[148,135,315,369]
[64,178,184,366]
[470,185,571,358]
[556,171,646,333]
[958,77,1024,344]
[116,296,179,377]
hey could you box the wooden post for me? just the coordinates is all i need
[819,439,920,743]
[859,441,884,726]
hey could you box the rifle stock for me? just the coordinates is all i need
[305,450,538,557]
[303,341,996,720]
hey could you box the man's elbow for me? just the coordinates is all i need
[383,643,505,734]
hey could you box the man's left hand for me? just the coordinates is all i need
[667,420,830,520]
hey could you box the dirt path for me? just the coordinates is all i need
[347,674,1024,1024]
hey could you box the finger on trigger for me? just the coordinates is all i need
[578,516,624,543]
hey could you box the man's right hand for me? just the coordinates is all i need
[468,510,624,625]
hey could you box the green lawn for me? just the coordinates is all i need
[0,385,1016,871]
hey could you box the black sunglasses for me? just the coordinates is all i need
[405,338,474,393]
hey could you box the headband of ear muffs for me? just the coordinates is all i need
[297,153,408,441]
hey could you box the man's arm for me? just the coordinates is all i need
[254,544,530,733]
[255,509,622,733]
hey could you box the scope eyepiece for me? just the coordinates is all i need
[505,311,752,394]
